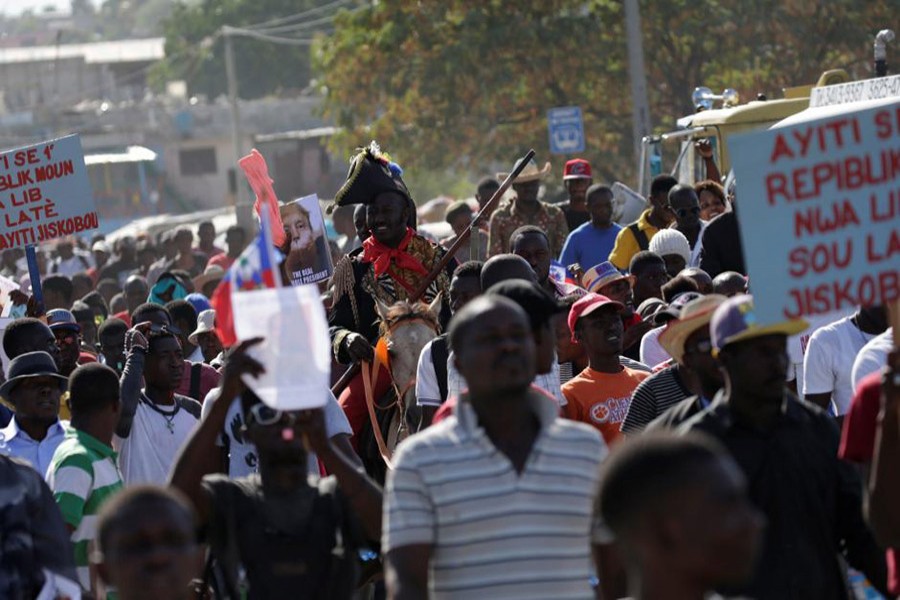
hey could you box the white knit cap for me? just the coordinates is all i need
[649,229,691,264]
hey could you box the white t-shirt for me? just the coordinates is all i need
[52,252,94,278]
[446,349,567,407]
[187,346,204,363]
[114,396,199,485]
[639,325,669,368]
[852,328,893,390]
[803,316,876,416]
[787,308,854,389]
[200,389,352,478]
[415,339,442,408]
[688,221,707,268]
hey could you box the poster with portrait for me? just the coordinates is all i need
[279,194,334,286]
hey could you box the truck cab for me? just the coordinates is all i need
[637,70,851,196]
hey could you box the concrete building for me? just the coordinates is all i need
[0,37,164,116]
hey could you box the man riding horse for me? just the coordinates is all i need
[328,143,457,456]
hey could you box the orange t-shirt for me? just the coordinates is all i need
[562,366,649,446]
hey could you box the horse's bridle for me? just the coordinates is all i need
[362,314,441,468]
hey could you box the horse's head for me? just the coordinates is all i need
[374,295,442,402]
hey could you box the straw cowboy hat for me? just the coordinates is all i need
[658,294,729,364]
[192,265,225,293]
[496,158,552,183]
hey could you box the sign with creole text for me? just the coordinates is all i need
[729,100,900,324]
[0,135,97,250]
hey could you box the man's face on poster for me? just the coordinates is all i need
[283,208,314,251]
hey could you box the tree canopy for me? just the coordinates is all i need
[156,0,322,100]
[314,0,894,186]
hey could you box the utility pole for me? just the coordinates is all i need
[624,0,652,173]
[222,26,255,236]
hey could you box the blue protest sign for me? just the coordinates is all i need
[728,99,900,325]
[0,134,97,250]
[548,106,585,155]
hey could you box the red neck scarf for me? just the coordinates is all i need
[361,227,428,279]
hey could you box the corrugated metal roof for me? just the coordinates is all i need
[0,38,164,65]
[84,145,158,165]
[254,126,338,142]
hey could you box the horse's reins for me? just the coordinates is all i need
[362,315,440,469]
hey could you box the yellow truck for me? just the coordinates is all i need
[637,70,851,196]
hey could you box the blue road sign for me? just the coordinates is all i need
[547,106,585,154]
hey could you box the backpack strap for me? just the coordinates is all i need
[628,222,650,251]
[176,394,202,419]
[189,362,202,402]
[430,334,449,403]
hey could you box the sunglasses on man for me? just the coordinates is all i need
[666,205,701,219]
[54,330,79,345]
[248,403,295,427]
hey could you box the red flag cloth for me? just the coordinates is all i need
[239,149,286,248]
[210,277,236,347]
[360,228,428,278]
[209,210,281,348]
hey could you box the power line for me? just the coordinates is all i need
[224,27,318,46]
[242,0,353,31]
[250,13,338,35]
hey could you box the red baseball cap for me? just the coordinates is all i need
[567,293,624,342]
[563,158,592,180]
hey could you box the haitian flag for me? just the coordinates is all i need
[549,259,578,286]
[210,210,282,347]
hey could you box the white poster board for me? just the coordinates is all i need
[232,284,330,410]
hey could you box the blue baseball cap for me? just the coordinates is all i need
[710,294,807,354]
[46,309,81,333]
[185,293,212,315]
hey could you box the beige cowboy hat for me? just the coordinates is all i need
[192,265,225,292]
[496,158,552,183]
[658,294,729,364]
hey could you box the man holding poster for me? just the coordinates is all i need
[169,338,382,599]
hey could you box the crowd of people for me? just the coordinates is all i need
[0,141,896,600]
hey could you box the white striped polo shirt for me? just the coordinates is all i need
[384,389,607,599]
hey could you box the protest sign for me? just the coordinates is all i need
[0,317,13,374]
[0,274,17,315]
[729,99,900,324]
[232,284,331,410]
[0,135,97,250]
[280,194,334,286]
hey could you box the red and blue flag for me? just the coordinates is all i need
[211,210,282,346]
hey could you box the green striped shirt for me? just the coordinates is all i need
[47,426,124,593]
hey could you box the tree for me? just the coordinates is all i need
[156,0,328,100]
[314,0,633,183]
[640,0,896,127]
[315,0,896,188]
